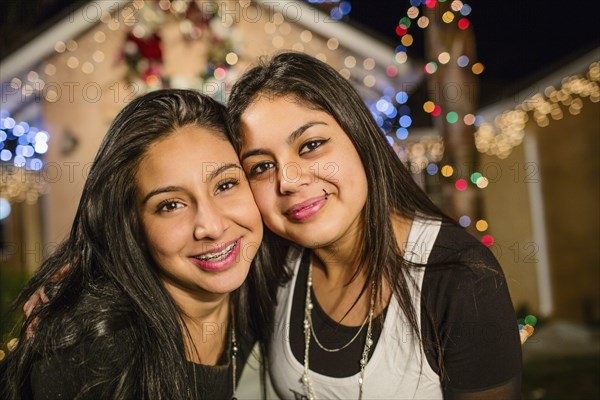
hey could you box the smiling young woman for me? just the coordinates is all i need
[136,125,262,300]
[0,90,278,399]
[135,124,263,366]
[239,96,368,254]
[228,52,522,399]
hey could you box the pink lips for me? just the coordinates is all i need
[285,195,328,222]
[189,239,241,272]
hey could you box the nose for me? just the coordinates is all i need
[193,200,227,240]
[277,162,309,195]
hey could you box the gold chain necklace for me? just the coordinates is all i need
[302,262,375,400]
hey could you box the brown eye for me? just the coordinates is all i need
[215,179,239,194]
[299,139,328,155]
[158,200,184,212]
[249,161,276,177]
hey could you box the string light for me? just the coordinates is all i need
[390,0,484,152]
[424,62,438,74]
[407,6,419,18]
[475,61,600,159]
[475,219,488,232]
[338,68,351,80]
[395,52,408,64]
[472,62,485,74]
[363,75,376,87]
[457,17,470,30]
[300,30,313,43]
[225,52,239,65]
[442,11,455,23]
[476,177,489,188]
[518,315,537,344]
[10,78,21,90]
[0,110,49,204]
[94,30,106,43]
[457,55,469,67]
[54,41,66,53]
[481,235,494,247]
[441,165,454,177]
[401,34,414,46]
[67,56,80,69]
[315,53,327,62]
[66,39,78,52]
[438,52,451,64]
[463,113,476,125]
[326,38,339,50]
[470,172,482,184]
[82,62,94,74]
[344,56,357,68]
[455,179,467,191]
[417,16,429,28]
[451,0,464,12]
[426,163,439,175]
[459,215,471,227]
[446,111,459,124]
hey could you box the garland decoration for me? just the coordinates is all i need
[122,0,240,97]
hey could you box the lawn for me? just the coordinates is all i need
[522,356,600,399]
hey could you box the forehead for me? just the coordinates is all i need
[244,93,316,117]
[241,96,330,136]
[137,126,239,184]
[148,124,232,153]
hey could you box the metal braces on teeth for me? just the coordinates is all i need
[195,241,236,261]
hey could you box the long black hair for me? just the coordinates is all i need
[0,89,278,399]
[227,52,451,349]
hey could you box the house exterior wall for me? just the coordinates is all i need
[535,100,599,323]
[481,99,599,323]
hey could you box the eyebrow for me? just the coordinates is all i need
[141,163,242,204]
[207,163,242,181]
[240,121,328,162]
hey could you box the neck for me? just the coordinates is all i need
[164,280,230,322]
[309,217,370,325]
[391,211,413,254]
[312,218,364,286]
[309,212,413,324]
[312,212,413,284]
[163,280,231,365]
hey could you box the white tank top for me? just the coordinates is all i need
[268,217,444,399]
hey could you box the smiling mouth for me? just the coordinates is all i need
[284,193,330,222]
[193,240,238,261]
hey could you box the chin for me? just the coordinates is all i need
[288,234,335,250]
[207,268,250,294]
[286,223,339,246]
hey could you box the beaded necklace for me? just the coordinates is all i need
[302,262,375,400]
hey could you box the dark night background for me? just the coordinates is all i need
[1,0,599,106]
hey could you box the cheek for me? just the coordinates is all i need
[248,182,275,216]
[225,192,263,230]
[143,218,187,258]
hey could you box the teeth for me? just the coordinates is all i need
[195,241,236,261]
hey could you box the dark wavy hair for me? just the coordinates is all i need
[0,89,278,399]
[227,52,451,347]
